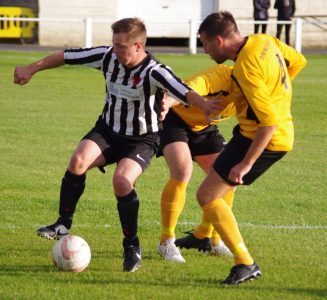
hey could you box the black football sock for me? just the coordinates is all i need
[116,189,139,246]
[59,170,86,228]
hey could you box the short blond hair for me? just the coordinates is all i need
[111,17,147,45]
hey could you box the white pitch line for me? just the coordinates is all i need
[177,221,327,230]
[237,222,327,230]
[0,222,326,230]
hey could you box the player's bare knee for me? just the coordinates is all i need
[170,165,192,182]
[196,188,209,206]
[68,154,88,174]
[113,175,132,196]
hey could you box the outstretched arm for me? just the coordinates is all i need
[185,90,221,121]
[14,51,65,85]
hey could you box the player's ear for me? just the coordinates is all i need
[135,41,143,52]
[216,35,224,47]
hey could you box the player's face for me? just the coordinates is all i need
[200,32,228,64]
[112,32,141,67]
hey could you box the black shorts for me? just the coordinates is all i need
[82,117,159,171]
[157,110,225,158]
[214,125,287,186]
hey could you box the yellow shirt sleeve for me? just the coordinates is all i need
[172,64,236,131]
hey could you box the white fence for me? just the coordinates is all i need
[0,16,326,53]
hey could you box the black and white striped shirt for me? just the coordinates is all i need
[64,46,190,136]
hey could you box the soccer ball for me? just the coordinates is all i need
[52,235,91,272]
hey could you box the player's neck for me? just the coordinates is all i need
[126,51,148,68]
[229,35,247,61]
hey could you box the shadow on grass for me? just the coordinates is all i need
[0,264,54,275]
[1,264,326,299]
[76,275,327,298]
[224,285,327,299]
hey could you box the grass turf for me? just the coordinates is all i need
[0,50,326,299]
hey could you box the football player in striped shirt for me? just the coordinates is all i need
[13,17,219,273]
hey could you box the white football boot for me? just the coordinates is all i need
[36,217,70,240]
[211,239,233,257]
[158,238,186,263]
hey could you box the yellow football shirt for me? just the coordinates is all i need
[230,34,307,151]
[172,64,236,132]
[271,36,307,81]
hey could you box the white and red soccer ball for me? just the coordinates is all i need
[52,235,91,272]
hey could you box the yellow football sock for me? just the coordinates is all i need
[211,229,219,246]
[195,189,235,244]
[160,177,187,244]
[194,215,214,239]
[202,199,254,265]
[223,188,235,208]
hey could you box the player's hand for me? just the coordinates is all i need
[185,90,222,122]
[228,161,252,185]
[159,96,170,121]
[13,66,33,85]
[202,97,223,123]
[208,92,230,122]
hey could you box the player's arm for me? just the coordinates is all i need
[162,68,211,110]
[185,90,220,118]
[151,67,220,118]
[272,36,307,80]
[229,46,283,184]
[14,51,65,85]
[185,65,235,119]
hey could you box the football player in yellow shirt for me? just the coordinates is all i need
[158,26,306,267]
[171,30,307,255]
[190,11,306,284]
[157,64,236,263]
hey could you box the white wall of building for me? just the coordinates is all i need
[39,0,117,46]
[115,0,217,38]
[38,0,327,48]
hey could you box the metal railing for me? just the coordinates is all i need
[1,16,326,53]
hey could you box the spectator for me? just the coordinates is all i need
[253,0,271,33]
[274,0,296,45]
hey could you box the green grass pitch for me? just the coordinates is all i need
[0,50,326,300]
